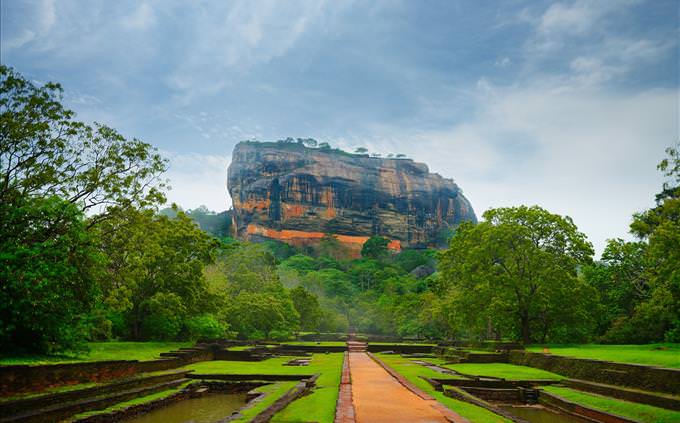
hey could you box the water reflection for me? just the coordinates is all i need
[123,393,247,423]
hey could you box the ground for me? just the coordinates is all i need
[187,353,343,423]
[525,343,680,368]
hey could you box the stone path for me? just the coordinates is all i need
[348,351,461,423]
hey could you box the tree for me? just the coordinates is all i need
[0,66,168,226]
[298,138,317,148]
[318,233,349,261]
[224,292,299,339]
[318,142,331,150]
[95,208,217,339]
[396,154,406,158]
[583,239,648,338]
[0,66,168,352]
[185,206,232,238]
[617,144,680,342]
[355,147,368,154]
[291,286,322,331]
[361,236,390,260]
[0,195,101,353]
[439,206,595,344]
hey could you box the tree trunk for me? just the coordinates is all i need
[520,312,531,345]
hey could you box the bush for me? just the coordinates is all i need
[269,329,294,341]
[186,314,228,340]
[141,293,186,340]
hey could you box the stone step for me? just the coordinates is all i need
[0,369,191,417]
[0,378,190,423]
[563,378,680,411]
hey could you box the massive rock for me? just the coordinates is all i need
[227,141,476,255]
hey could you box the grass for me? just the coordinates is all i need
[283,341,347,347]
[439,362,563,380]
[377,354,510,422]
[231,381,298,422]
[526,343,680,368]
[543,386,680,423]
[187,353,344,423]
[0,342,192,365]
[369,342,437,346]
[67,381,193,421]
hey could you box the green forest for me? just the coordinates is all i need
[2,65,679,355]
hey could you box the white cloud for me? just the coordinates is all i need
[349,80,677,257]
[163,152,232,211]
[166,0,332,98]
[122,3,156,30]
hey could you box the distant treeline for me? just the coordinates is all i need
[1,66,678,356]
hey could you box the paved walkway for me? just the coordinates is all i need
[349,352,451,423]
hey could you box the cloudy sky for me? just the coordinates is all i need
[1,0,678,255]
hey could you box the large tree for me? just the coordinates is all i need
[0,66,168,352]
[439,206,595,344]
[0,66,167,224]
[612,144,680,342]
[95,208,217,340]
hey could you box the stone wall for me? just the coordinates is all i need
[366,344,434,354]
[0,350,213,396]
[509,351,680,395]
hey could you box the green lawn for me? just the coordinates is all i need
[231,381,298,422]
[543,386,680,423]
[187,353,344,423]
[377,354,510,423]
[283,341,347,347]
[440,362,563,380]
[369,342,437,346]
[526,344,680,368]
[0,342,192,365]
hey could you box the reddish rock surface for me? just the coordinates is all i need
[228,141,476,254]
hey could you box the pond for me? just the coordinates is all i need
[500,405,590,423]
[123,393,248,423]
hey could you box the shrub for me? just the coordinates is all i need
[186,314,228,340]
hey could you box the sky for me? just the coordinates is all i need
[1,0,678,255]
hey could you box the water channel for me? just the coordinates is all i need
[500,405,591,423]
[123,393,248,423]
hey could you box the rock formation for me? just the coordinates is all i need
[227,141,476,255]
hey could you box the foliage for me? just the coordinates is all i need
[95,208,217,340]
[291,286,322,331]
[591,144,680,343]
[439,206,595,344]
[361,235,390,259]
[318,233,349,260]
[0,194,101,353]
[0,66,167,352]
[0,65,167,224]
[185,206,232,238]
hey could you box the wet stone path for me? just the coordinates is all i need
[344,341,463,423]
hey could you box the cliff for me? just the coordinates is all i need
[227,141,476,255]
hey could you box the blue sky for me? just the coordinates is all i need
[1,0,678,255]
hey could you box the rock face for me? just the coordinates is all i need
[227,141,476,255]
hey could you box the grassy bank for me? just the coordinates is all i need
[526,344,680,368]
[187,353,343,423]
[0,342,192,365]
[437,362,564,380]
[543,386,680,423]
